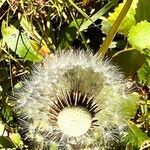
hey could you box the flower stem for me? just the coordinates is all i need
[98,0,133,58]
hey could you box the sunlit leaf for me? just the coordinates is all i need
[68,0,90,20]
[124,123,150,149]
[2,103,13,123]
[121,93,140,118]
[9,133,23,148]
[1,21,43,62]
[20,15,45,44]
[101,0,138,35]
[79,0,116,31]
[101,17,111,34]
[50,142,58,150]
[128,21,150,50]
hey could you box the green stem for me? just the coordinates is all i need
[66,1,88,49]
[98,0,133,58]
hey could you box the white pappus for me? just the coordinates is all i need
[15,50,138,149]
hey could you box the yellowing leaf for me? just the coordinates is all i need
[38,45,50,56]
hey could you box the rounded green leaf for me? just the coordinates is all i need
[128,21,150,50]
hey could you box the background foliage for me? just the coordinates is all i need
[0,0,150,149]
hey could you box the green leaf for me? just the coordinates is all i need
[138,59,150,85]
[79,0,116,31]
[1,21,43,62]
[68,0,90,21]
[20,15,45,44]
[102,0,138,35]
[101,17,111,34]
[0,136,15,148]
[135,0,150,22]
[128,21,150,50]
[57,19,84,49]
[2,103,13,123]
[9,133,23,148]
[121,93,140,118]
[50,142,58,150]
[124,123,150,149]
[112,49,146,77]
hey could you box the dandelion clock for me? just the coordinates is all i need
[15,50,139,149]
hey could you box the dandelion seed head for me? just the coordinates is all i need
[15,50,137,148]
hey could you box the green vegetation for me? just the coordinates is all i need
[0,0,150,149]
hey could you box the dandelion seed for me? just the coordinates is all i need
[15,50,136,149]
